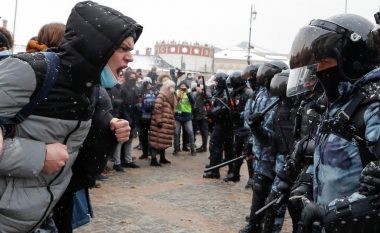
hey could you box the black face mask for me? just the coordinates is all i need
[316,66,342,102]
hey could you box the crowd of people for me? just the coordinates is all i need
[0,1,380,233]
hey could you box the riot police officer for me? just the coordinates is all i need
[203,72,234,179]
[277,68,324,233]
[223,71,254,182]
[240,60,288,233]
[255,70,299,233]
[242,64,261,189]
[288,13,380,233]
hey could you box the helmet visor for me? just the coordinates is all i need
[289,25,342,69]
[287,64,318,97]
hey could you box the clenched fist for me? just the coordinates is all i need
[110,118,131,142]
[44,143,69,174]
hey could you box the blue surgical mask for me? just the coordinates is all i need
[100,64,118,88]
[0,50,11,57]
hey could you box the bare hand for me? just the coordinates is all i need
[44,143,69,174]
[110,118,131,142]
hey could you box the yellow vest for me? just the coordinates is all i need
[175,90,191,113]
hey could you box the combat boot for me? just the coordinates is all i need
[245,178,254,189]
[196,145,207,153]
[239,188,268,233]
[239,222,261,233]
[223,173,240,182]
[203,171,220,179]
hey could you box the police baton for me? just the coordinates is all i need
[259,98,281,116]
[203,155,246,173]
[254,193,285,216]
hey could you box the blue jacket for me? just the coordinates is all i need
[314,69,380,205]
[249,86,278,179]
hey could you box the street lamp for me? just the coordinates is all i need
[12,0,18,54]
[247,5,257,65]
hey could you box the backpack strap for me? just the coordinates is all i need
[0,52,60,125]
[320,82,379,167]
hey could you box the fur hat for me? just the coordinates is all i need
[163,80,175,88]
[158,74,172,83]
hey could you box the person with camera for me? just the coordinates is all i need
[173,81,196,156]
[203,72,234,179]
[190,78,210,153]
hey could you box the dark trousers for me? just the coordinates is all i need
[140,120,151,156]
[193,118,208,147]
[53,190,75,233]
[231,132,249,176]
[209,123,234,174]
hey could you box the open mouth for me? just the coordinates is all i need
[117,66,127,76]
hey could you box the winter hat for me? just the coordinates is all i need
[163,80,175,89]
[158,74,172,83]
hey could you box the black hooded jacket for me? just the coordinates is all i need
[14,1,143,120]
[0,1,143,232]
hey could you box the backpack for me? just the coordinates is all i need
[0,52,60,135]
[142,92,156,113]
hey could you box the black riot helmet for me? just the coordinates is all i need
[242,64,261,90]
[213,72,228,90]
[227,71,246,89]
[256,61,289,90]
[270,69,289,97]
[290,14,379,79]
[289,13,380,102]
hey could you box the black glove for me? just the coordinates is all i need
[231,111,241,121]
[157,122,163,129]
[359,161,380,196]
[298,202,325,233]
[243,142,253,156]
[278,180,290,194]
[248,113,264,128]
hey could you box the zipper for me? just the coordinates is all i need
[29,120,82,232]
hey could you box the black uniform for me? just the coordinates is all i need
[223,85,253,182]
[203,73,234,178]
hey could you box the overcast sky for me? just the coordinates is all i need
[1,0,380,54]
